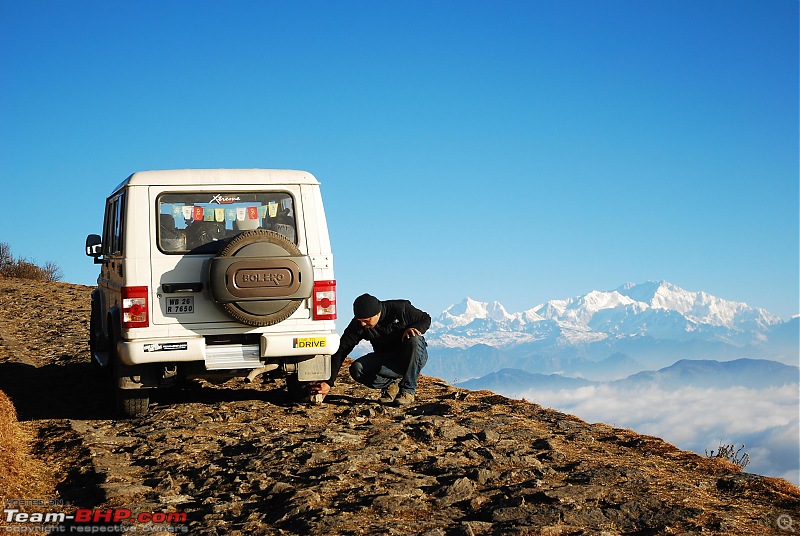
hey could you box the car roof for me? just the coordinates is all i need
[112,169,320,193]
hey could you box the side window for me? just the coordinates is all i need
[113,193,125,254]
[102,200,113,255]
[102,193,125,256]
[156,191,296,254]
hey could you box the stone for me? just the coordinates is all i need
[436,476,476,506]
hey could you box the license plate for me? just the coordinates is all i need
[166,296,194,314]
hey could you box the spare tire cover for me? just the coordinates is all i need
[209,230,313,327]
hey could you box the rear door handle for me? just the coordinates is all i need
[162,283,203,293]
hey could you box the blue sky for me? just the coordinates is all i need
[1,0,797,320]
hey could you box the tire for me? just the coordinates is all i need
[89,300,109,371]
[89,303,100,366]
[109,329,151,418]
[209,230,313,327]
[116,389,151,418]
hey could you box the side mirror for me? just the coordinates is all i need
[86,234,102,258]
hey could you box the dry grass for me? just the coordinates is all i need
[765,476,800,498]
[0,242,63,282]
[0,389,25,499]
[0,389,52,502]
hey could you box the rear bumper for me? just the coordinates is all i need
[116,332,341,367]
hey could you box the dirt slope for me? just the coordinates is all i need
[0,277,798,535]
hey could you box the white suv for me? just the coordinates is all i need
[85,169,339,416]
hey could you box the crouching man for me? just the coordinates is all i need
[308,293,430,406]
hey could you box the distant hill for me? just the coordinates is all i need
[455,358,800,397]
[455,368,595,393]
[615,358,800,390]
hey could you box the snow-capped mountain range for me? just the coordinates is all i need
[423,281,797,383]
[429,280,783,349]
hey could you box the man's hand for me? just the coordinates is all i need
[309,381,331,396]
[403,327,422,341]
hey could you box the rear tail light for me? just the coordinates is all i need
[313,280,336,320]
[121,286,149,328]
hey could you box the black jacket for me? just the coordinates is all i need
[327,299,431,386]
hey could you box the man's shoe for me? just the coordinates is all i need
[379,381,400,404]
[394,391,415,406]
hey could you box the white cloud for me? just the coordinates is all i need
[522,384,799,485]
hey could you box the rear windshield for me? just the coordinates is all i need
[157,192,297,254]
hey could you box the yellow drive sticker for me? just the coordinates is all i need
[293,337,327,349]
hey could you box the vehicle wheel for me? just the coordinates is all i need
[109,331,151,418]
[89,304,99,366]
[209,230,313,327]
[89,302,109,371]
[116,389,151,418]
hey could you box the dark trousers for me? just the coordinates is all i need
[349,335,428,394]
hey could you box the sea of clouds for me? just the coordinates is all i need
[522,384,799,485]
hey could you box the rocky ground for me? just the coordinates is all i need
[0,277,798,535]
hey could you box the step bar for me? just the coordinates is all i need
[205,344,262,370]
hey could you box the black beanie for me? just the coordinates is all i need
[353,293,381,318]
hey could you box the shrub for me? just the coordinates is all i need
[0,242,11,268]
[0,243,63,282]
[705,442,751,470]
